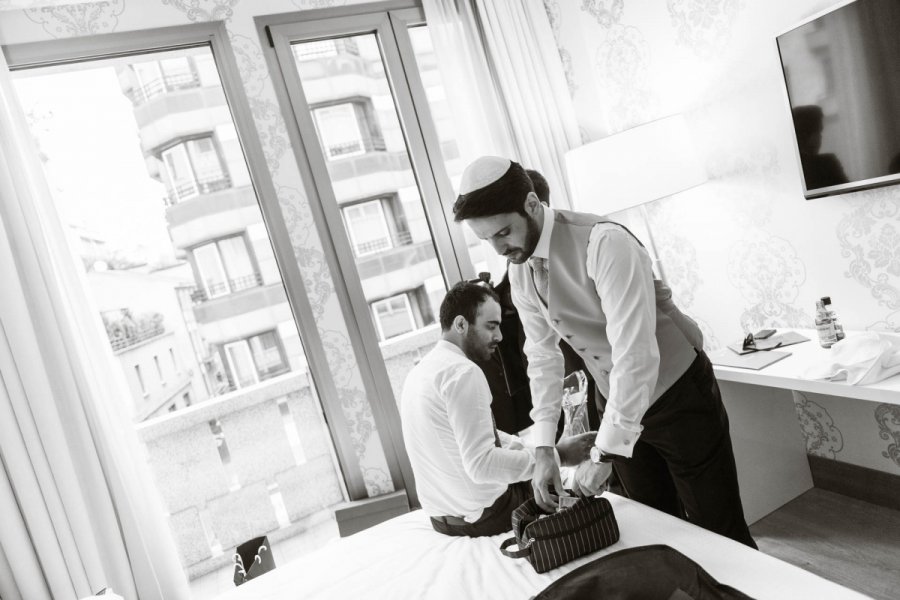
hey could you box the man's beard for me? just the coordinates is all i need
[462,331,494,362]
[506,214,542,264]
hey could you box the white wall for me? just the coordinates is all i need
[547,0,900,475]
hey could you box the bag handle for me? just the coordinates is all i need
[499,537,532,559]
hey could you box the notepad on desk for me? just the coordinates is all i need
[726,331,811,355]
[709,348,792,370]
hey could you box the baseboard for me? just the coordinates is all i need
[808,455,900,512]
[334,489,410,537]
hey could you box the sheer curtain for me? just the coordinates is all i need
[422,0,581,208]
[0,45,190,600]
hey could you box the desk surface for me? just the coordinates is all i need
[711,329,900,406]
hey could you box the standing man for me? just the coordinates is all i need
[452,156,755,548]
[400,281,593,537]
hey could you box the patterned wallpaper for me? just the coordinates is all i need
[548,0,900,474]
[0,0,394,496]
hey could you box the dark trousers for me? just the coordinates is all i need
[430,481,532,537]
[606,351,757,549]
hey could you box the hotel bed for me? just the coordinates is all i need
[215,493,865,600]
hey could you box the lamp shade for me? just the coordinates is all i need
[565,115,707,215]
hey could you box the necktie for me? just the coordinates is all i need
[529,256,549,305]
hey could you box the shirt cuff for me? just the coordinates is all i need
[595,418,641,458]
[534,420,559,448]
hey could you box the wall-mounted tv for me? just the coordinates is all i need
[777,0,900,199]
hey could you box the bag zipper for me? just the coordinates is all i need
[523,509,614,542]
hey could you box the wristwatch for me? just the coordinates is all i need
[589,445,614,464]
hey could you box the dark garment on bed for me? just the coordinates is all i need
[605,351,757,549]
[533,544,754,600]
[430,480,531,537]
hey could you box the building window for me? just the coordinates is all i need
[372,294,416,341]
[160,135,230,205]
[183,392,192,407]
[134,364,146,396]
[222,330,289,390]
[154,355,165,385]
[312,99,385,160]
[128,56,208,105]
[192,234,260,300]
[343,200,393,256]
[169,347,179,374]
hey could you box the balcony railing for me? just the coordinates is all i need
[294,38,360,61]
[126,72,201,105]
[325,136,387,160]
[190,272,263,304]
[103,309,166,352]
[135,371,345,579]
[166,173,231,206]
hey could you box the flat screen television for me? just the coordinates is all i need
[776,0,900,199]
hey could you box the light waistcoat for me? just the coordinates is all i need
[517,209,697,405]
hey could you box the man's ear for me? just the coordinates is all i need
[453,315,468,333]
[523,192,541,216]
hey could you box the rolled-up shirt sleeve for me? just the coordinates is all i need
[442,363,536,484]
[587,225,661,458]
[511,274,565,448]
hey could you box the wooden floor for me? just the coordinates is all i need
[750,489,900,600]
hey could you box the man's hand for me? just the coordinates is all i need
[570,459,613,497]
[533,446,565,511]
[555,432,597,467]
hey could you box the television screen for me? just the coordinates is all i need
[777,0,900,199]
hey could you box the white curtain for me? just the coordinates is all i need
[0,46,190,600]
[422,0,581,208]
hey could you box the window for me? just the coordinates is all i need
[128,56,203,104]
[248,331,288,377]
[134,364,146,396]
[278,18,472,406]
[154,355,165,384]
[11,34,353,597]
[160,135,230,204]
[222,330,288,389]
[343,200,393,256]
[311,100,385,160]
[192,234,259,300]
[372,294,416,341]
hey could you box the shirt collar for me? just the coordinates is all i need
[530,206,555,260]
[436,339,467,359]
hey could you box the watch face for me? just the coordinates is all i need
[590,445,601,463]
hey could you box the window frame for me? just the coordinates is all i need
[2,21,386,501]
[371,293,416,341]
[343,198,394,257]
[260,3,478,508]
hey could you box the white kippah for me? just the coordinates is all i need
[458,156,512,194]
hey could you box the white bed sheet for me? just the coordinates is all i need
[215,493,866,600]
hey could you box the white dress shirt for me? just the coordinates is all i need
[515,206,661,458]
[400,340,539,522]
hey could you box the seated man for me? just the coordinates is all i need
[400,281,593,537]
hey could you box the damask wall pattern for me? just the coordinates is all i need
[2,0,396,496]
[552,0,900,474]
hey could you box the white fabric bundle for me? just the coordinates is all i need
[802,332,900,385]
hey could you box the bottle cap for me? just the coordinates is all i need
[821,296,832,304]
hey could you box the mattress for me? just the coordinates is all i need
[214,492,866,600]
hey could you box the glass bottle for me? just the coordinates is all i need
[815,300,838,348]
[820,296,845,341]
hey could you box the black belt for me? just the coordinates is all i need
[431,514,469,527]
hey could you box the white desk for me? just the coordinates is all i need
[710,329,900,524]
